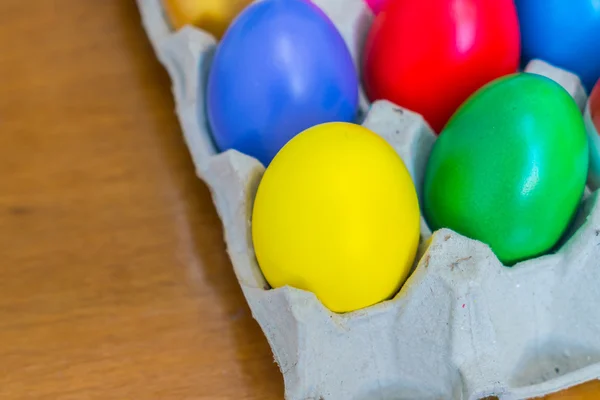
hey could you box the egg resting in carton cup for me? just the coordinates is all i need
[136,0,600,398]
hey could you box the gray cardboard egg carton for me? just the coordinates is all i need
[136,1,600,398]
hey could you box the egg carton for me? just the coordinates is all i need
[136,0,600,398]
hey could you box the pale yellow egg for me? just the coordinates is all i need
[162,0,252,38]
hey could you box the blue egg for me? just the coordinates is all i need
[205,0,359,166]
[516,0,600,91]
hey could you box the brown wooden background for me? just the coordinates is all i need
[0,1,282,398]
[0,0,597,398]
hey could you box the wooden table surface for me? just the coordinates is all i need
[1,1,598,399]
[0,1,282,398]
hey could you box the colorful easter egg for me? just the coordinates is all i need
[423,73,588,265]
[206,0,359,166]
[362,0,520,133]
[516,0,600,91]
[365,0,388,14]
[252,122,420,313]
[162,0,252,38]
[585,79,600,188]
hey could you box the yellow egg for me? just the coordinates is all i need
[251,122,420,313]
[162,0,252,38]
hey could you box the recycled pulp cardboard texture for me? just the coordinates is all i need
[136,0,600,398]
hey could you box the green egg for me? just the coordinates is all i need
[423,73,588,265]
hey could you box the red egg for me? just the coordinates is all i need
[362,0,520,133]
[592,79,600,132]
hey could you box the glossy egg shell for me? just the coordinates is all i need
[516,0,600,91]
[362,0,520,133]
[423,73,588,265]
[592,79,600,132]
[252,122,420,313]
[585,79,600,188]
[206,0,359,166]
[365,0,388,14]
[162,0,252,39]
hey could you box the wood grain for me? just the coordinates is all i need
[0,1,281,398]
[0,1,598,399]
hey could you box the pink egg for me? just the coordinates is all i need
[365,0,388,14]
[592,79,600,132]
